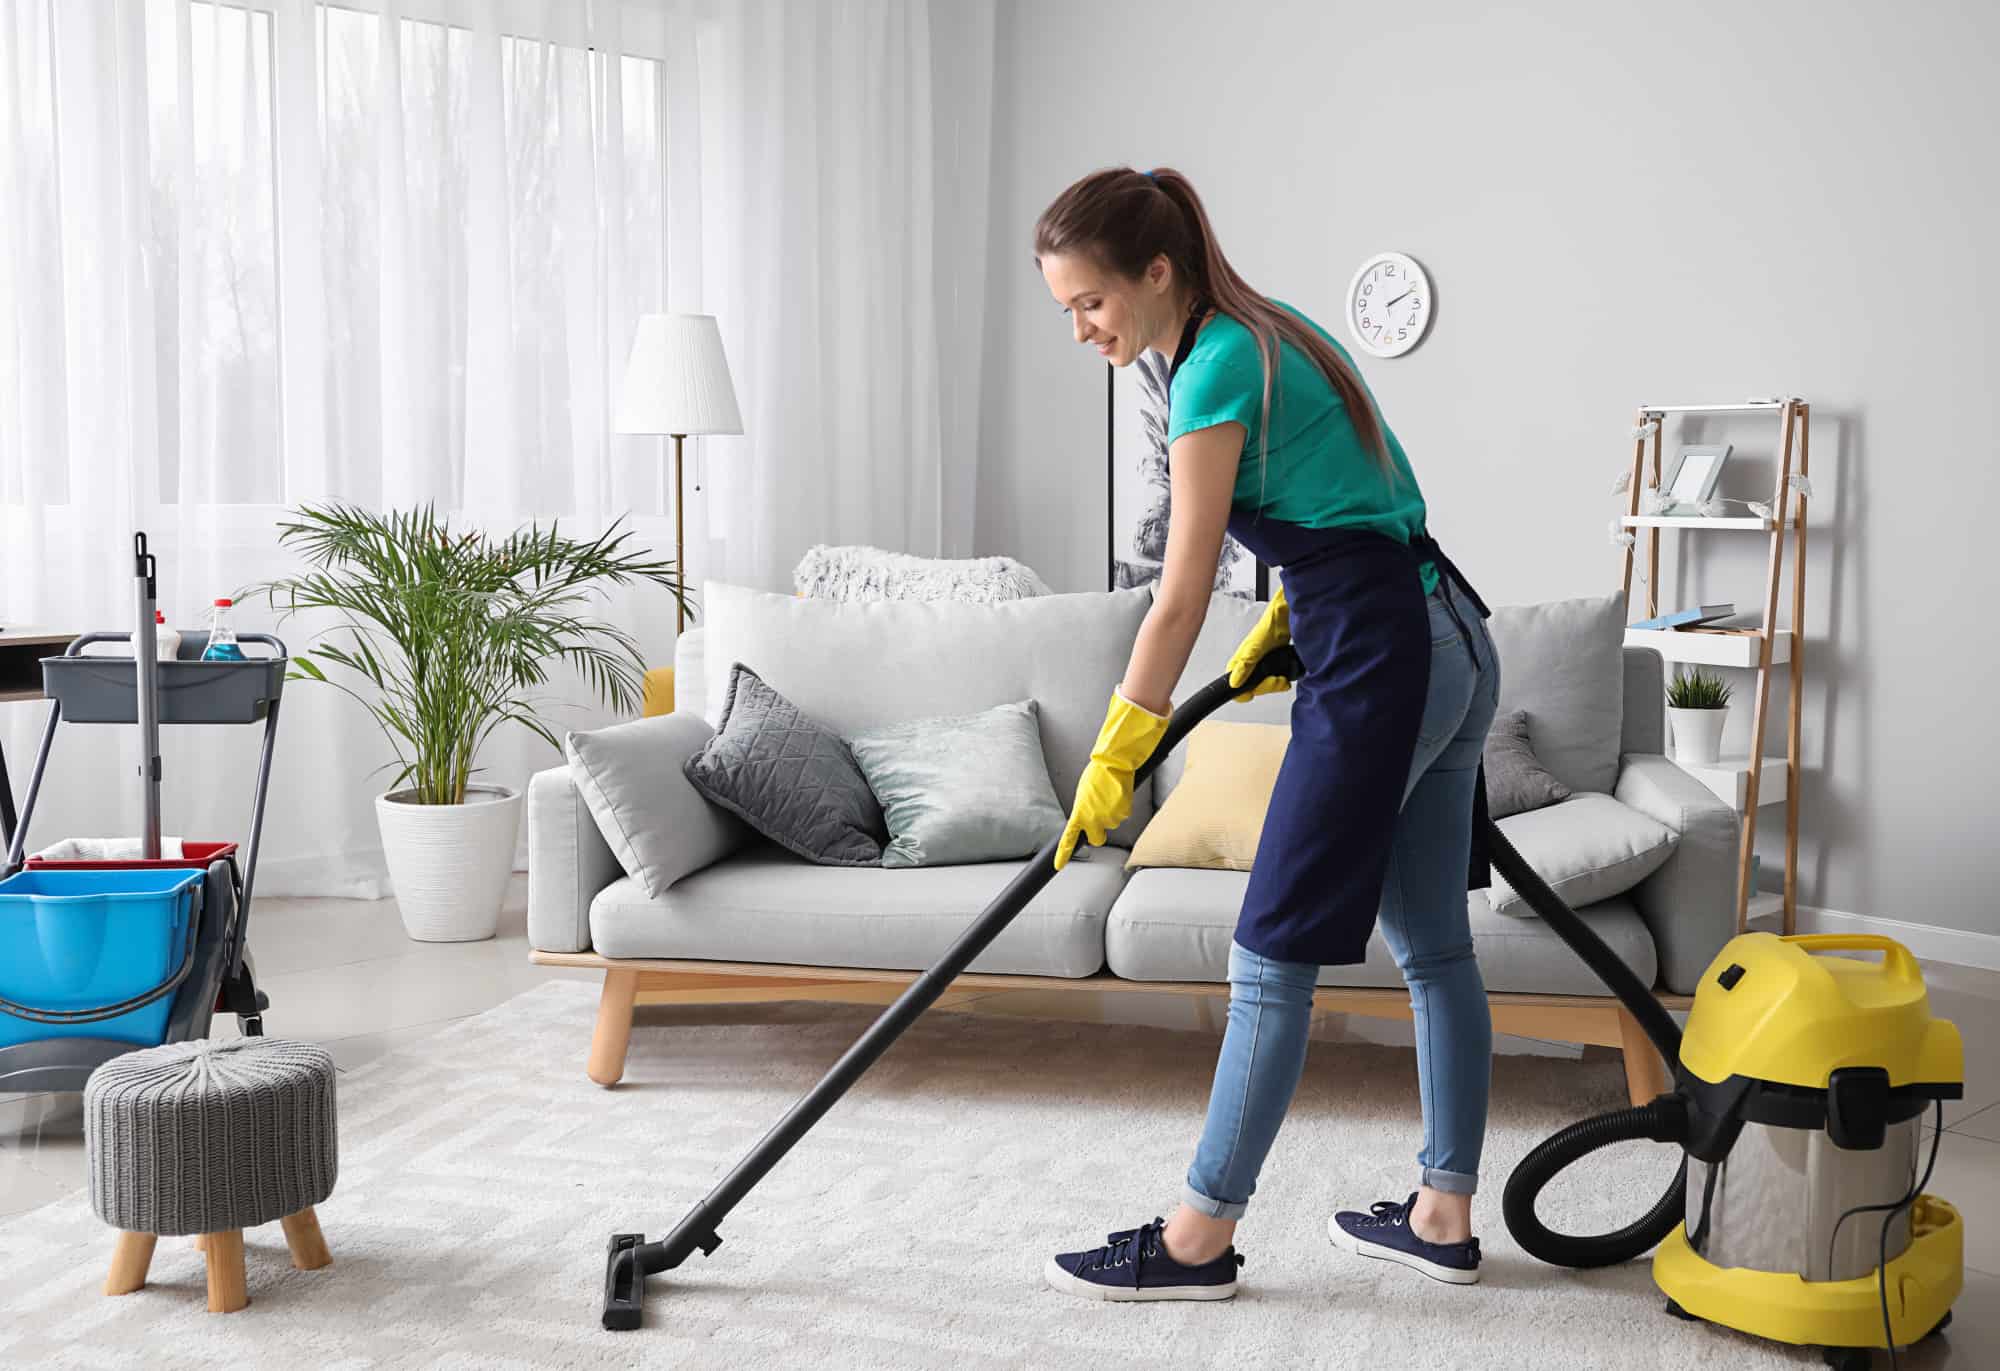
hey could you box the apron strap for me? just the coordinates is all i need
[1410,532,1491,620]
[1166,295,1215,386]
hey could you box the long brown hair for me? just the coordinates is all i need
[1033,165,1393,489]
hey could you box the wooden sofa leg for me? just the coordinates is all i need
[1617,1006,1672,1106]
[589,969,640,1087]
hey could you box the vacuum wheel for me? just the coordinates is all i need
[1821,1349,1871,1371]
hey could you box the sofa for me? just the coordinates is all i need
[527,582,1741,1103]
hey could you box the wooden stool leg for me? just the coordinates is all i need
[203,1230,248,1313]
[105,1231,157,1296]
[280,1206,332,1271]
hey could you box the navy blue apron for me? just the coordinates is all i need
[1167,298,1494,966]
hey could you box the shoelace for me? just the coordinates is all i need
[1357,1195,1479,1255]
[1084,1217,1166,1271]
[1359,1196,1416,1230]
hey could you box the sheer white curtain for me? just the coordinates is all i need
[0,0,994,895]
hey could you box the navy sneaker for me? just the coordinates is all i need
[1044,1217,1243,1302]
[1328,1193,1481,1285]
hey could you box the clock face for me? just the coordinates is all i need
[1346,252,1432,358]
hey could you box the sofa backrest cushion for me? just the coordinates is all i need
[685,580,1161,843]
[1487,591,1628,795]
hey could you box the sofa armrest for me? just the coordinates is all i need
[527,764,623,953]
[1614,753,1741,995]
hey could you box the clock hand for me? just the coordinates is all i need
[1383,288,1415,310]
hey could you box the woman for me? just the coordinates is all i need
[1036,166,1502,1302]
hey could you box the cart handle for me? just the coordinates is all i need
[60,631,288,659]
[0,884,202,1025]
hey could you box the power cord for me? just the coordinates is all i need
[1824,1099,1945,1369]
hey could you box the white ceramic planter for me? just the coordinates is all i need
[1668,706,1728,766]
[375,784,522,942]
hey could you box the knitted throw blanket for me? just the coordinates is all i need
[792,544,1052,603]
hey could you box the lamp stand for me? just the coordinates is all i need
[672,432,687,635]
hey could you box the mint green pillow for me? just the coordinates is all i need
[846,699,1067,868]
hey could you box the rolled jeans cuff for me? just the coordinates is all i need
[1422,1166,1478,1196]
[1180,1178,1249,1221]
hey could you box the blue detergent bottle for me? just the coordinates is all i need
[200,597,246,662]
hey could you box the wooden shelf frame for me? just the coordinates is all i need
[1621,399,1809,935]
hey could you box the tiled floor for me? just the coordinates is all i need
[4,879,1996,1363]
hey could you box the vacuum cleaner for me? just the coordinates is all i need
[603,645,1965,1371]
[1496,829,1965,1370]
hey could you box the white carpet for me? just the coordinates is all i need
[0,981,1826,1368]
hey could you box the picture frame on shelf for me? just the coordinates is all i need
[1106,351,1270,599]
[1661,443,1732,512]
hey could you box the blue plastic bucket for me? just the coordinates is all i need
[0,867,203,1048]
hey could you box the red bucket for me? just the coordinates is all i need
[25,840,239,872]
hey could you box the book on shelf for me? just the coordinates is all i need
[1629,603,1736,631]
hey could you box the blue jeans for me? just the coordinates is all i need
[1182,580,1501,1218]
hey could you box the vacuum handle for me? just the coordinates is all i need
[1785,933,1920,984]
[1133,644,1304,789]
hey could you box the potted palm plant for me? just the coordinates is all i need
[1665,666,1733,766]
[250,504,689,942]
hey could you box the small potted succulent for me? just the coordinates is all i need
[250,504,688,942]
[1665,666,1733,766]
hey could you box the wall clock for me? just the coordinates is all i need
[1346,251,1432,358]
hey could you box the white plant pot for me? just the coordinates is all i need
[375,784,522,942]
[1668,706,1728,766]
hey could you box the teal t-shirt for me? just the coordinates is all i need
[1166,299,1437,594]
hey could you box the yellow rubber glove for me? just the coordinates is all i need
[1227,577,1292,702]
[1054,689,1170,871]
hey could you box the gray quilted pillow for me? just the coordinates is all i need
[682,663,886,866]
[1483,709,1574,819]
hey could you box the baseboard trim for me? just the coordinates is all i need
[1773,905,2000,973]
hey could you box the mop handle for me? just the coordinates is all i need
[133,533,161,862]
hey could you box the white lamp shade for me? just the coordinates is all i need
[613,313,744,436]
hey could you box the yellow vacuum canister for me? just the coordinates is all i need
[1500,914,1965,1371]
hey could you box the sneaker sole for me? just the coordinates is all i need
[1327,1216,1480,1285]
[1042,1256,1238,1302]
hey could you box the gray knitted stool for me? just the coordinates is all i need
[84,1037,338,1312]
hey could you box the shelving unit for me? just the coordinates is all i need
[1619,398,1809,935]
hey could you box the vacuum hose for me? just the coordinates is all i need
[1503,1099,1689,1268]
[1483,809,1693,1268]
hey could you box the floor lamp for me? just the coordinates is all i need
[612,314,744,635]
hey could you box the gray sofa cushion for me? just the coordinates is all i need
[589,839,1122,977]
[1487,591,1627,795]
[682,663,886,867]
[1487,792,1679,917]
[564,713,752,900]
[848,699,1066,868]
[1483,709,1573,819]
[1103,866,1658,994]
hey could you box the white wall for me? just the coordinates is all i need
[976,0,2000,937]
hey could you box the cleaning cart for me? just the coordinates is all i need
[0,534,284,1093]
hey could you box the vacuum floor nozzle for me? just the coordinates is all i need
[602,1233,646,1331]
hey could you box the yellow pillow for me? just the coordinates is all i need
[1125,719,1290,872]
